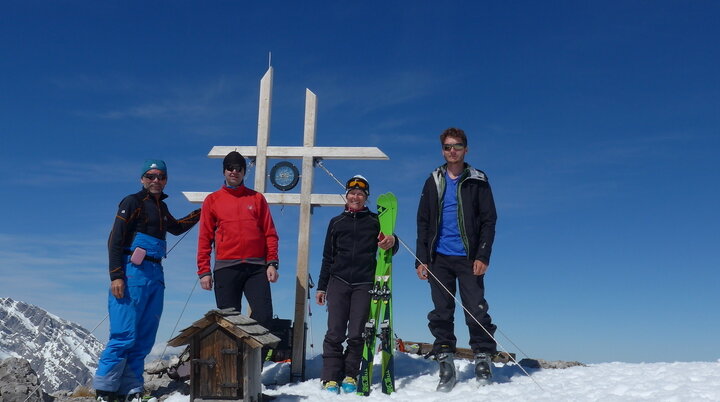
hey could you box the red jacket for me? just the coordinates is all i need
[197,185,279,277]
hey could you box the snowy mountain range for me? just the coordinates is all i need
[0,297,104,393]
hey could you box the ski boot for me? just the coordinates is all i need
[341,376,357,393]
[95,390,119,402]
[474,352,494,386]
[322,380,340,394]
[126,393,158,402]
[436,352,457,392]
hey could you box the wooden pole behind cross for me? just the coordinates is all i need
[183,67,388,381]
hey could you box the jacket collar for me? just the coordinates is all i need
[343,206,370,216]
[222,183,252,196]
[136,187,168,201]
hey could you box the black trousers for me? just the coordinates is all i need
[214,263,273,329]
[427,253,497,354]
[321,276,372,382]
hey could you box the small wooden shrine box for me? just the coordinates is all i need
[167,308,280,402]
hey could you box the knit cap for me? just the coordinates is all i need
[141,159,167,176]
[223,151,246,173]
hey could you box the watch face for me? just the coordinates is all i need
[270,161,300,191]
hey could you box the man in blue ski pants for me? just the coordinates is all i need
[94,160,200,402]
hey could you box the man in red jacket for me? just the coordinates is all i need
[196,151,279,328]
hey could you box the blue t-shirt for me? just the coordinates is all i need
[436,172,466,256]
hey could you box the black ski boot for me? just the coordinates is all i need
[436,352,457,392]
[95,390,119,402]
[474,352,493,386]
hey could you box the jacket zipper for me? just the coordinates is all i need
[457,171,470,257]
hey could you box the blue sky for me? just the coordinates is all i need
[1,1,718,364]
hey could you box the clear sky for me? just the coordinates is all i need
[1,1,718,364]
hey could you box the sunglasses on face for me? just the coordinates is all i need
[346,179,368,189]
[225,165,244,172]
[143,173,167,181]
[443,143,466,151]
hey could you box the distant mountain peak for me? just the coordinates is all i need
[0,297,105,392]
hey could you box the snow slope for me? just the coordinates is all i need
[164,353,720,401]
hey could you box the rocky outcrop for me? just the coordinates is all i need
[0,357,52,402]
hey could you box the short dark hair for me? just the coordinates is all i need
[439,127,467,146]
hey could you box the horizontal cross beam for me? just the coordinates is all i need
[183,191,346,206]
[208,146,388,160]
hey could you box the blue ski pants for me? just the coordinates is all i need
[94,233,166,395]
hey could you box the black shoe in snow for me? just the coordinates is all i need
[474,352,493,386]
[436,352,457,392]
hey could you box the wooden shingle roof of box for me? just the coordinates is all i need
[167,308,281,349]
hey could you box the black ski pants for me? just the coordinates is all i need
[213,263,273,329]
[427,253,497,354]
[321,276,372,382]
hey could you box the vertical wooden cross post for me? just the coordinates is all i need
[184,67,388,381]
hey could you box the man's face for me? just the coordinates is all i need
[224,165,245,187]
[141,169,167,195]
[442,136,468,164]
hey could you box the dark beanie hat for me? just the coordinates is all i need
[223,151,246,173]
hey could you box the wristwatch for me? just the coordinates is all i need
[267,262,279,269]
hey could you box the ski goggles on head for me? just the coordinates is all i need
[346,178,368,190]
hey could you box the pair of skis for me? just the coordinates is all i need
[357,193,397,396]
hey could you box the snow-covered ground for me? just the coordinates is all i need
[163,354,720,401]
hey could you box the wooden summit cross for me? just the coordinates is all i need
[183,67,388,381]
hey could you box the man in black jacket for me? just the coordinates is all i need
[415,128,498,391]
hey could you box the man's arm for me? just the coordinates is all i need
[257,194,279,266]
[166,207,201,236]
[196,196,216,280]
[415,178,433,268]
[474,180,497,265]
[107,196,141,281]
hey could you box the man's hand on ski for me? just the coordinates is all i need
[110,279,125,299]
[416,264,429,280]
[473,260,489,276]
[377,232,395,250]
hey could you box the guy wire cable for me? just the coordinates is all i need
[158,277,200,362]
[316,160,545,392]
[394,235,544,392]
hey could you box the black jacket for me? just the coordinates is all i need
[317,208,398,292]
[416,163,497,267]
[107,188,200,281]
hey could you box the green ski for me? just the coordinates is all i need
[357,192,397,396]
